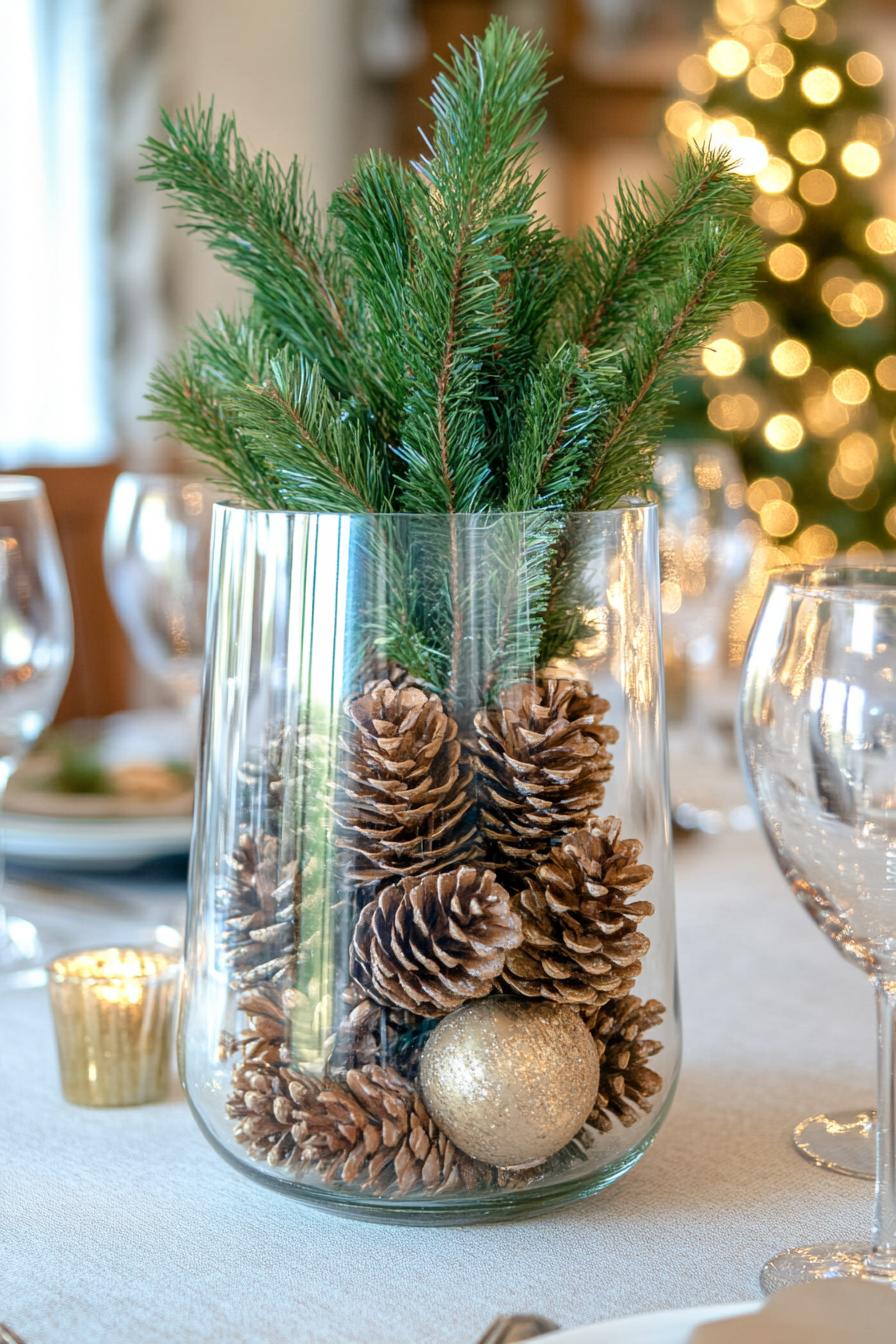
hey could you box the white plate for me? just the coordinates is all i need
[3,811,193,871]
[549,1302,759,1343]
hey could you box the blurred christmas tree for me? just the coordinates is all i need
[665,0,896,563]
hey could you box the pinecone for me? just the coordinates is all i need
[236,724,303,831]
[219,831,298,987]
[500,816,653,1010]
[294,1065,488,1194]
[235,982,302,1066]
[589,996,665,1132]
[227,1059,316,1172]
[335,681,478,883]
[350,865,522,1016]
[475,678,618,873]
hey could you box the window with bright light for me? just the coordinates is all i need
[0,0,111,467]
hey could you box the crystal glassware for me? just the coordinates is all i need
[655,441,755,834]
[102,473,216,715]
[0,476,73,980]
[180,502,681,1223]
[740,563,896,1288]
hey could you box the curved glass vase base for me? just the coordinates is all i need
[793,1111,875,1180]
[190,1083,677,1226]
[761,1243,896,1294]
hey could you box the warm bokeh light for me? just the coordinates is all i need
[760,498,799,536]
[801,67,842,106]
[846,541,883,561]
[830,292,866,327]
[755,157,793,194]
[731,300,770,337]
[678,54,717,96]
[796,523,838,560]
[885,505,896,540]
[747,67,785,100]
[788,127,826,164]
[828,464,864,500]
[837,432,878,486]
[768,242,809,280]
[708,38,751,78]
[847,52,884,87]
[758,42,795,76]
[764,412,804,451]
[708,392,760,430]
[702,337,745,377]
[665,100,707,141]
[798,169,837,205]
[780,4,816,39]
[770,339,811,377]
[804,391,849,435]
[753,194,805,234]
[866,217,896,255]
[875,355,896,390]
[841,141,881,178]
[831,367,871,404]
[853,281,885,318]
[747,476,784,511]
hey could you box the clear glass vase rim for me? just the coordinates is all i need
[766,562,896,603]
[209,498,657,523]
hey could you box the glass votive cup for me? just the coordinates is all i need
[48,947,180,1106]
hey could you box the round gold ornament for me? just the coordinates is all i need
[418,997,600,1168]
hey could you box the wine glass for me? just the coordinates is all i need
[103,473,216,717]
[655,441,755,833]
[0,477,73,979]
[740,563,896,1289]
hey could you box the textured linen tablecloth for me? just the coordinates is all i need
[0,830,876,1344]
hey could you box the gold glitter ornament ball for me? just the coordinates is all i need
[419,997,600,1168]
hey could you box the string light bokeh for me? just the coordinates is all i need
[665,0,896,653]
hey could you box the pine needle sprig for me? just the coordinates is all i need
[396,19,553,515]
[576,218,763,510]
[231,352,393,514]
[145,311,289,509]
[140,105,357,402]
[330,151,425,444]
[563,145,754,355]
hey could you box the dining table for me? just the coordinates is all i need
[0,821,876,1343]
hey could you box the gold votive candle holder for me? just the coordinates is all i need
[48,947,180,1106]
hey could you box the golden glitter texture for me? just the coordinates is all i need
[419,997,600,1168]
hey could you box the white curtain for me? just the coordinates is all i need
[0,0,112,467]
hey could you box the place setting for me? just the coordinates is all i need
[3,1,896,1340]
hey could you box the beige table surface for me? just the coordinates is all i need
[0,828,876,1344]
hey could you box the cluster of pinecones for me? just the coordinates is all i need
[221,674,665,1198]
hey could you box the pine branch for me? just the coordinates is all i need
[576,218,763,510]
[562,145,754,354]
[230,352,393,514]
[145,311,289,509]
[140,104,358,402]
[330,150,425,443]
[505,343,613,512]
[396,19,553,515]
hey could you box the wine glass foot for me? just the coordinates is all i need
[0,914,46,987]
[792,1111,875,1180]
[761,1242,896,1294]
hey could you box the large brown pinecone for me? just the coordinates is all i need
[325,983,428,1075]
[219,832,299,987]
[475,678,618,874]
[589,996,665,1132]
[295,1065,488,1194]
[500,816,654,1010]
[335,681,478,883]
[350,865,522,1016]
[236,724,304,832]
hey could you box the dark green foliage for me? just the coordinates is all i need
[142,17,758,690]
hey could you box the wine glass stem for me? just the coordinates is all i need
[870,981,896,1273]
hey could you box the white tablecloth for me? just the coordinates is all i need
[0,830,876,1344]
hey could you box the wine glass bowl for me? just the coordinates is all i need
[740,563,896,1289]
[103,473,215,712]
[0,476,73,976]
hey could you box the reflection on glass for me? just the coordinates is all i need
[740,564,896,1290]
[655,441,756,833]
[0,477,73,980]
[103,473,216,714]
